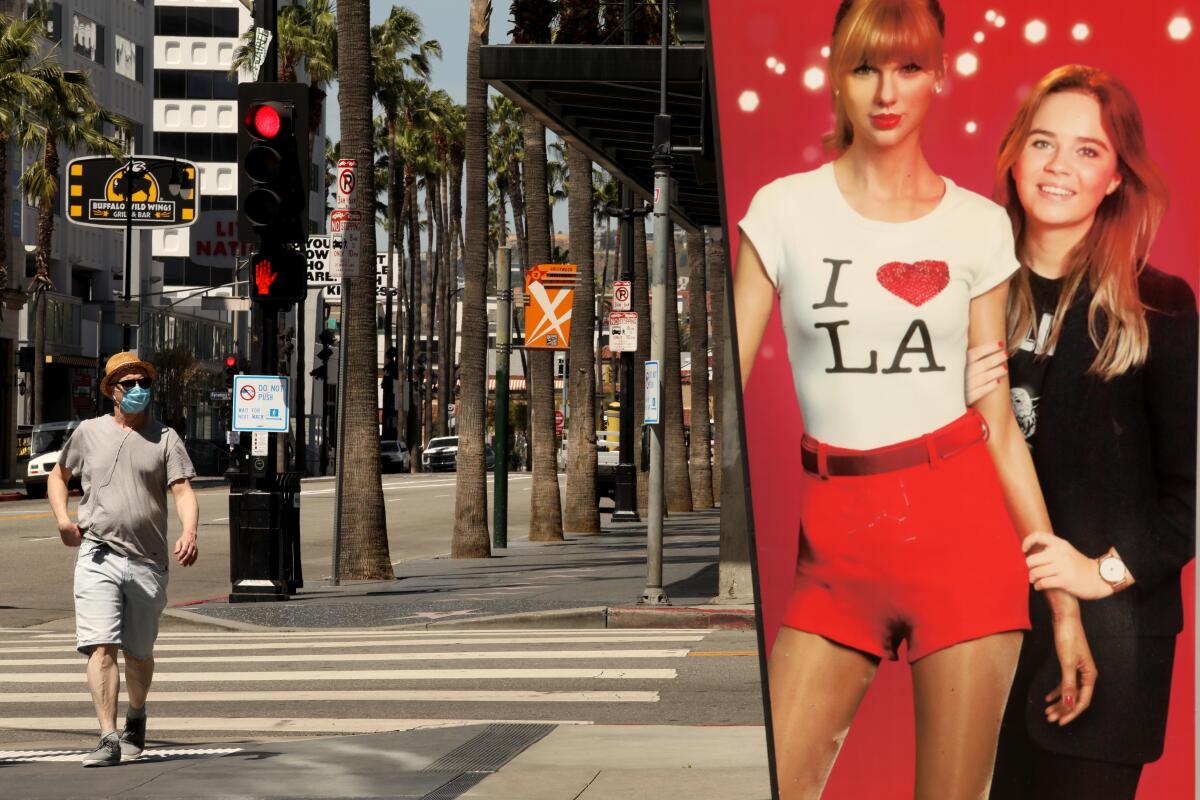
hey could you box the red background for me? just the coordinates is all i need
[710,2,1197,797]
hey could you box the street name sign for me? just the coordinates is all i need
[232,375,290,432]
[66,156,199,229]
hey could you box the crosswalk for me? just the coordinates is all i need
[0,626,713,759]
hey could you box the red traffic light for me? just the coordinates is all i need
[247,104,283,139]
[225,355,237,368]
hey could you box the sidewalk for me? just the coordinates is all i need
[171,505,756,632]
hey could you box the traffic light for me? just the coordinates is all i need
[249,246,307,307]
[237,82,310,246]
[310,329,335,381]
[224,354,239,388]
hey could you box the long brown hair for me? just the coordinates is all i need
[995,65,1168,379]
[825,0,945,152]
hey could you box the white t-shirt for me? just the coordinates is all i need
[738,162,1019,449]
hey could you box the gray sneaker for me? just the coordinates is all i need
[120,714,147,760]
[82,732,121,767]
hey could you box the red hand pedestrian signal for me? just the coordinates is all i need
[255,259,278,295]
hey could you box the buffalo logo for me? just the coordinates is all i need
[105,162,159,203]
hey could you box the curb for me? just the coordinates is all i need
[166,603,759,632]
[0,491,27,503]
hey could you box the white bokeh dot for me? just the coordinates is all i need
[955,52,979,77]
[1024,19,1047,44]
[1072,23,1090,41]
[1168,16,1192,41]
[766,56,778,69]
[985,9,997,22]
[803,66,826,91]
[774,63,787,75]
[820,45,831,58]
[994,15,1006,28]
[738,90,760,112]
[965,121,978,134]
[973,31,985,43]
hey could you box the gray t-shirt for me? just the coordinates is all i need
[59,415,195,570]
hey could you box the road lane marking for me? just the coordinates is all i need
[686,651,759,657]
[0,746,244,763]
[0,636,704,654]
[0,629,707,642]
[0,649,691,667]
[0,717,596,734]
[0,668,678,682]
[3,690,659,703]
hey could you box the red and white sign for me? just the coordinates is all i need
[612,280,631,311]
[190,211,253,267]
[554,410,564,437]
[328,209,361,235]
[609,311,638,353]
[335,159,357,210]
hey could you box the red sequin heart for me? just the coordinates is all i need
[876,260,950,306]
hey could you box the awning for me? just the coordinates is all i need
[487,376,565,393]
[480,44,718,232]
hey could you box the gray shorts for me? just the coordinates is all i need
[74,539,169,659]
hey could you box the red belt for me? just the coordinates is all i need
[801,411,989,478]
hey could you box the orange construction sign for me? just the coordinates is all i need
[524,264,577,350]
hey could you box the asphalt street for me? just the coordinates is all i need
[0,472,547,629]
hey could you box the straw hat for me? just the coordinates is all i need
[100,352,157,398]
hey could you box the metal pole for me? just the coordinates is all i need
[640,2,672,606]
[122,155,133,350]
[294,297,307,473]
[612,186,639,522]
[331,283,349,584]
[493,247,511,549]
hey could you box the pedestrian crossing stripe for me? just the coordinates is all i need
[0,667,678,682]
[0,717,594,735]
[0,627,708,641]
[0,689,660,703]
[0,648,691,666]
[0,746,244,763]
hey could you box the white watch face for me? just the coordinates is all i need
[1100,556,1127,583]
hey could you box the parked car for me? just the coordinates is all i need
[422,437,496,472]
[379,440,411,473]
[24,420,81,499]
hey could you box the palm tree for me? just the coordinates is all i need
[512,0,563,541]
[592,169,618,415]
[708,227,725,502]
[632,203,650,512]
[334,0,391,578]
[562,144,599,533]
[19,65,127,425]
[0,13,54,296]
[664,230,692,512]
[453,0,493,558]
[686,229,713,508]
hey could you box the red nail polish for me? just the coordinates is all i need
[1064,695,1074,708]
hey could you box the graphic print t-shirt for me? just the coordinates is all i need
[738,163,1019,449]
[1007,271,1063,451]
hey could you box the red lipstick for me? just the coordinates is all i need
[870,113,902,130]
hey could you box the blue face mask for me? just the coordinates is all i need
[120,385,152,414]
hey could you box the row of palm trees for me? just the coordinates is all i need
[0,10,129,426]
[325,0,725,570]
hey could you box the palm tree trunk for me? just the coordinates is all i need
[409,174,424,460]
[0,129,10,292]
[522,116,563,540]
[686,230,713,508]
[563,145,598,533]
[424,176,437,444]
[595,224,609,417]
[437,172,453,436]
[633,204,650,513]
[453,0,492,557]
[335,0,391,578]
[405,168,421,468]
[708,228,725,501]
[449,155,464,415]
[664,230,692,512]
[32,138,59,426]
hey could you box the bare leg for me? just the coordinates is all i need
[912,632,1023,800]
[124,655,154,712]
[768,628,880,799]
[86,645,120,734]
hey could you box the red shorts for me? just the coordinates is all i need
[782,411,1030,662]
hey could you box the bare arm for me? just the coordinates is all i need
[968,281,1095,724]
[733,236,777,390]
[47,464,82,547]
[170,478,199,567]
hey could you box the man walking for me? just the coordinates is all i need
[47,352,198,767]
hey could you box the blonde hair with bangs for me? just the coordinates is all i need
[825,0,946,152]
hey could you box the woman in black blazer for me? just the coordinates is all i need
[970,66,1197,800]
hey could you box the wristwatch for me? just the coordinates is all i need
[1097,548,1130,591]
